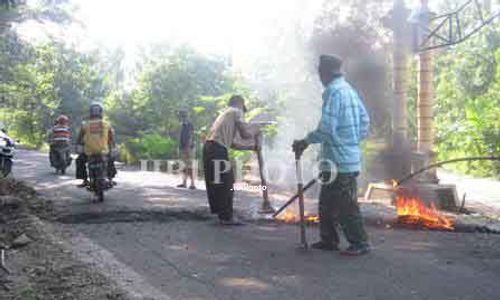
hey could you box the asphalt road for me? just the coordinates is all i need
[12,149,500,300]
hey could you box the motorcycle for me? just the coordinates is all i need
[49,142,72,174]
[0,131,15,177]
[87,154,113,202]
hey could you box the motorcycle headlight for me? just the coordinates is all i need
[0,139,7,147]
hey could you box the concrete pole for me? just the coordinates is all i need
[417,50,434,153]
[380,0,412,180]
[392,0,410,145]
[416,0,437,180]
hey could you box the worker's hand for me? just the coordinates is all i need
[292,139,308,158]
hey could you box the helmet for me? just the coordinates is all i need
[89,102,104,119]
[56,114,70,125]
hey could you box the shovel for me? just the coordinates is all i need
[294,150,308,250]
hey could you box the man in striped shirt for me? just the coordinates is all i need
[293,54,371,256]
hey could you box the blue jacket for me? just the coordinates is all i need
[305,77,370,173]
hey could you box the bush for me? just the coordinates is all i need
[433,34,500,178]
[120,133,178,163]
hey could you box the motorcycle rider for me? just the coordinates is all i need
[48,115,72,169]
[75,103,117,187]
[0,123,15,177]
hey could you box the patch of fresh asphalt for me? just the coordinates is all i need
[55,209,212,224]
[13,149,500,300]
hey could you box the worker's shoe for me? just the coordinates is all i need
[311,241,339,251]
[340,244,371,256]
[176,183,187,188]
[189,185,196,190]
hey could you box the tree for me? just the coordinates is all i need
[107,46,235,162]
[0,41,116,147]
[434,24,500,177]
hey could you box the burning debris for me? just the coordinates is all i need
[395,192,454,231]
[275,209,320,225]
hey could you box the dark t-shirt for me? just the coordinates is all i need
[180,121,194,149]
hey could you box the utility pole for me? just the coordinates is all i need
[390,0,411,146]
[414,0,438,181]
[417,50,434,154]
[381,0,412,180]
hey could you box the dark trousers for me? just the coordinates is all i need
[76,153,117,181]
[318,172,368,247]
[76,153,88,180]
[203,141,234,221]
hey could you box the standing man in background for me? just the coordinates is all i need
[203,95,259,226]
[177,110,196,190]
[293,54,371,256]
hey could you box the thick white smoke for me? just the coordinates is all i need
[233,0,326,190]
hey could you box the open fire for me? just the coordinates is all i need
[396,193,454,230]
[274,185,455,231]
[276,210,320,224]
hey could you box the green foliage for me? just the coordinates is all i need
[229,149,252,167]
[0,37,117,147]
[433,26,500,177]
[107,47,278,163]
[122,133,177,163]
[118,47,233,136]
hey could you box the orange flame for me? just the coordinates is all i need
[396,195,454,230]
[276,210,320,224]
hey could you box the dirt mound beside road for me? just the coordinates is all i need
[0,178,127,299]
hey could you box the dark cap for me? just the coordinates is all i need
[319,54,343,76]
[228,95,247,113]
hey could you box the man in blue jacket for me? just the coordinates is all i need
[293,54,371,256]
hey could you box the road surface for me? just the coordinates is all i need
[12,149,500,300]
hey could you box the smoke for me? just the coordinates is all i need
[233,0,392,190]
[232,0,325,189]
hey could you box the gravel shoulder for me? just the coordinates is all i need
[0,179,127,300]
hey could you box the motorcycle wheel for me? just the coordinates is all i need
[61,168,66,175]
[1,159,12,177]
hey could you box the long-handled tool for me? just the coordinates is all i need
[294,150,308,250]
[272,178,317,218]
[256,133,275,214]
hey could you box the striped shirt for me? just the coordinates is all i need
[304,77,370,173]
[49,125,71,144]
